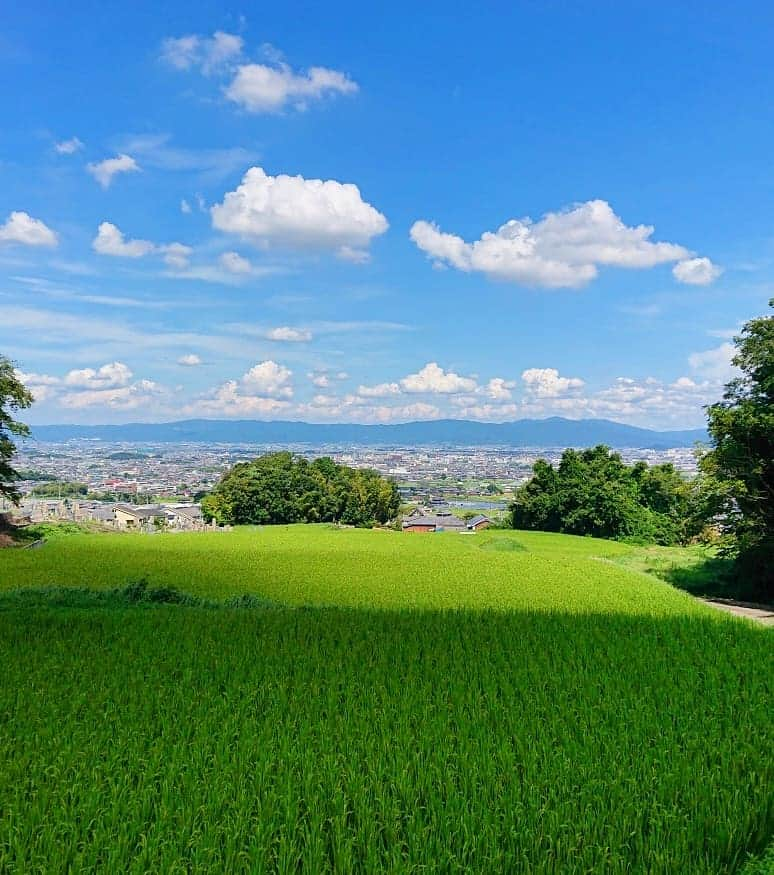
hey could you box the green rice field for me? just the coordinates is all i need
[0,524,702,613]
[0,525,771,872]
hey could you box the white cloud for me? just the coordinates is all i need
[15,369,60,387]
[190,381,291,417]
[357,382,401,398]
[453,402,519,421]
[87,154,140,189]
[64,361,133,389]
[411,200,701,288]
[241,360,293,397]
[522,367,584,397]
[211,167,388,255]
[161,31,356,114]
[14,369,60,401]
[307,369,348,388]
[54,137,83,155]
[266,326,312,342]
[60,380,164,411]
[92,222,191,267]
[219,251,253,274]
[161,242,193,269]
[161,31,244,74]
[225,62,357,113]
[92,222,155,258]
[0,211,58,247]
[672,256,723,285]
[337,245,371,264]
[483,377,515,400]
[400,362,477,394]
[688,342,739,383]
[181,199,192,214]
[178,353,202,366]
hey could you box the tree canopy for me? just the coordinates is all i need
[0,357,33,506]
[700,299,773,600]
[201,452,401,527]
[509,445,700,545]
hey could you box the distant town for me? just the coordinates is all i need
[2,439,700,526]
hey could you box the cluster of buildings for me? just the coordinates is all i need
[9,440,700,506]
[402,509,491,533]
[7,498,219,533]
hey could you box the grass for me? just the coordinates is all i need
[0,525,771,871]
[0,606,770,873]
[0,524,704,615]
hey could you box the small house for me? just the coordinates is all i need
[466,515,492,532]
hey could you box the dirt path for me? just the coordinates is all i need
[701,599,774,625]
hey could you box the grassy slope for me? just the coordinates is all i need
[0,525,706,615]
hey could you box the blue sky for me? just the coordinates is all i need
[1,2,772,428]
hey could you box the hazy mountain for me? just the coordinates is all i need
[28,417,708,448]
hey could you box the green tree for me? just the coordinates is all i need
[202,452,401,527]
[701,299,773,600]
[0,357,33,506]
[510,445,697,545]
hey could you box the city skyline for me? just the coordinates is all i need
[2,3,773,428]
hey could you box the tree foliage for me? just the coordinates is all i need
[201,452,401,527]
[700,299,773,600]
[510,445,701,545]
[0,357,33,505]
[30,481,89,497]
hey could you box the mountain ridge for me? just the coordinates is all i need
[27,417,708,449]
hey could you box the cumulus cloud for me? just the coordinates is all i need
[178,353,202,366]
[92,222,190,267]
[672,256,723,285]
[411,200,707,288]
[688,342,739,383]
[219,251,253,273]
[191,381,291,417]
[161,242,193,269]
[400,362,477,394]
[180,199,192,214]
[225,62,357,113]
[13,369,60,402]
[483,377,516,400]
[300,394,441,423]
[87,154,140,188]
[64,361,133,389]
[161,31,244,74]
[54,137,84,155]
[211,167,388,256]
[266,326,312,342]
[357,382,401,398]
[92,222,155,258]
[0,211,58,247]
[453,402,519,421]
[60,379,164,410]
[307,369,348,388]
[241,360,293,397]
[522,367,585,397]
[161,31,356,114]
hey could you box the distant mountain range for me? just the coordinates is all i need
[28,417,708,449]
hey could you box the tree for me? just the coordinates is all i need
[510,445,698,544]
[701,299,773,600]
[0,357,33,506]
[201,452,401,527]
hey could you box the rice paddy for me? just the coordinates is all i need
[0,525,771,872]
[0,524,702,614]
